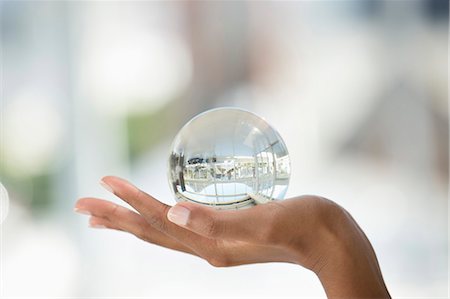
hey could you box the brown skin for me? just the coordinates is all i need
[75,176,391,299]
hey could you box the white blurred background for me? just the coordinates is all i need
[1,1,448,298]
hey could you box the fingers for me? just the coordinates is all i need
[75,198,198,256]
[166,200,287,245]
[96,177,216,255]
[76,197,147,235]
[100,176,174,232]
[74,177,305,268]
[89,215,121,229]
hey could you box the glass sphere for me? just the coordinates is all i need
[168,108,290,209]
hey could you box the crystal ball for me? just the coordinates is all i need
[168,108,290,209]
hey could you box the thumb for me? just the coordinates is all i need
[166,201,280,243]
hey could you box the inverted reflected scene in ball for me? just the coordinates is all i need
[168,108,290,209]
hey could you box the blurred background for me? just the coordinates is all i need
[0,1,448,298]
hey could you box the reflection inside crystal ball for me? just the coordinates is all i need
[168,108,290,209]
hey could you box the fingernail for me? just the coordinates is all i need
[167,205,190,226]
[89,223,106,229]
[100,179,114,194]
[74,208,91,216]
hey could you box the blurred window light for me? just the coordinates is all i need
[2,91,63,177]
[82,31,192,117]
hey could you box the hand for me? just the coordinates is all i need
[75,176,390,298]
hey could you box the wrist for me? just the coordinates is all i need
[314,207,390,298]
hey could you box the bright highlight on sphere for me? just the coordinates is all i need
[168,108,290,210]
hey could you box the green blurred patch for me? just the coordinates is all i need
[30,174,52,211]
[0,172,52,213]
[126,102,179,161]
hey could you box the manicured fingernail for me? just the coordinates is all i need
[89,223,106,229]
[74,208,91,216]
[167,205,190,226]
[100,179,114,193]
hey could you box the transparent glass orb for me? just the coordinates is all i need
[168,108,290,209]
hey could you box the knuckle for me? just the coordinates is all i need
[206,255,231,268]
[202,244,232,268]
[134,188,144,202]
[134,229,148,242]
[103,204,120,222]
[147,215,166,232]
[144,200,170,233]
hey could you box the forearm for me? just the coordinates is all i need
[315,209,391,298]
[317,249,390,298]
